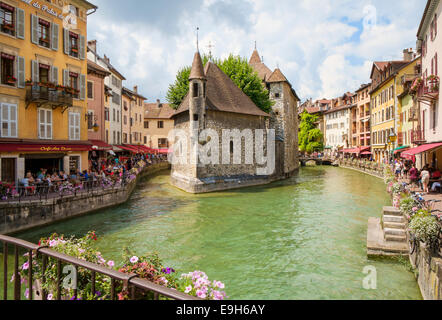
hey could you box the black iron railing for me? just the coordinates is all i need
[1,235,198,301]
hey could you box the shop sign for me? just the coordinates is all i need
[20,0,64,20]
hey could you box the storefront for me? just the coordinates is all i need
[401,142,442,170]
[0,142,91,183]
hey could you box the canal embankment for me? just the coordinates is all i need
[339,160,442,300]
[0,162,171,235]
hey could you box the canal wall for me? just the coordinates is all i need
[0,162,171,235]
[337,160,384,179]
[408,236,442,300]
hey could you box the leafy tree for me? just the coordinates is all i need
[299,111,324,154]
[166,54,272,113]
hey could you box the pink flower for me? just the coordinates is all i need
[196,289,207,299]
[24,288,29,299]
[47,293,53,300]
[412,207,418,212]
[185,286,192,294]
[22,262,29,270]
[107,260,115,268]
[49,240,57,247]
[130,256,139,264]
[78,248,85,254]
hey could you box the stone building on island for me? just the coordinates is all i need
[170,51,282,193]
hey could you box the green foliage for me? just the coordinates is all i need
[166,54,272,113]
[409,212,441,243]
[299,112,324,154]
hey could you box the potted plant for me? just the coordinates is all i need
[6,75,17,84]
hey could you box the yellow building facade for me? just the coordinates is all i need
[0,0,96,183]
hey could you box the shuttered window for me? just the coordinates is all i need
[0,103,17,138]
[16,7,24,39]
[69,112,80,140]
[38,108,52,139]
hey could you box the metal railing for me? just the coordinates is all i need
[0,160,168,204]
[26,85,73,108]
[1,235,198,301]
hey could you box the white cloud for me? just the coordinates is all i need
[87,0,425,102]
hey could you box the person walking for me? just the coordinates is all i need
[420,165,431,194]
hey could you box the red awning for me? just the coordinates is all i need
[118,145,138,153]
[361,151,372,155]
[0,142,92,152]
[89,140,112,151]
[401,143,442,162]
[343,148,359,154]
[157,149,171,154]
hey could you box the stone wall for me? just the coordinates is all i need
[408,236,442,300]
[170,109,284,193]
[0,162,170,235]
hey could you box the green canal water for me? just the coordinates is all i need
[2,167,422,300]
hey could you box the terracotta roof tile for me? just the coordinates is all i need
[249,49,262,64]
[174,62,269,118]
[144,102,175,119]
[267,68,288,83]
[189,52,206,80]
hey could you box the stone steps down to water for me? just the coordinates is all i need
[367,206,409,257]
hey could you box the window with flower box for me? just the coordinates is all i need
[69,72,79,99]
[1,52,18,87]
[0,2,14,36]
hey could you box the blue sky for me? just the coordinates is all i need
[87,0,426,102]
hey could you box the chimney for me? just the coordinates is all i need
[403,48,414,62]
[133,85,138,93]
[103,54,110,64]
[88,40,97,53]
[156,99,161,108]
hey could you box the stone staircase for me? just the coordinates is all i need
[382,207,407,243]
[367,207,409,257]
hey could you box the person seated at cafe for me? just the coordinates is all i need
[37,169,47,181]
[45,174,53,187]
[83,170,89,181]
[432,169,441,179]
[25,172,35,185]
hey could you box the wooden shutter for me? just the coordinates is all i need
[52,67,59,85]
[31,60,39,82]
[17,56,25,88]
[436,53,438,76]
[16,8,25,39]
[31,15,38,44]
[79,74,86,100]
[63,28,70,55]
[63,69,70,87]
[52,23,59,51]
[79,35,85,60]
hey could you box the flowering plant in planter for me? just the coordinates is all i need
[391,182,404,195]
[400,197,419,221]
[409,211,441,245]
[19,232,113,300]
[178,271,227,300]
[410,77,423,94]
[6,75,17,84]
[18,232,228,300]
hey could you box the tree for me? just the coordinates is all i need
[166,54,273,113]
[299,111,324,154]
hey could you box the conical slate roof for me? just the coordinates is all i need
[189,51,206,80]
[174,61,269,118]
[267,68,288,83]
[249,49,273,82]
[249,49,262,64]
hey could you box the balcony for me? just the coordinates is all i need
[411,129,426,145]
[408,107,418,122]
[26,84,74,111]
[418,77,439,103]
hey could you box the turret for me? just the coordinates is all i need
[189,51,207,134]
